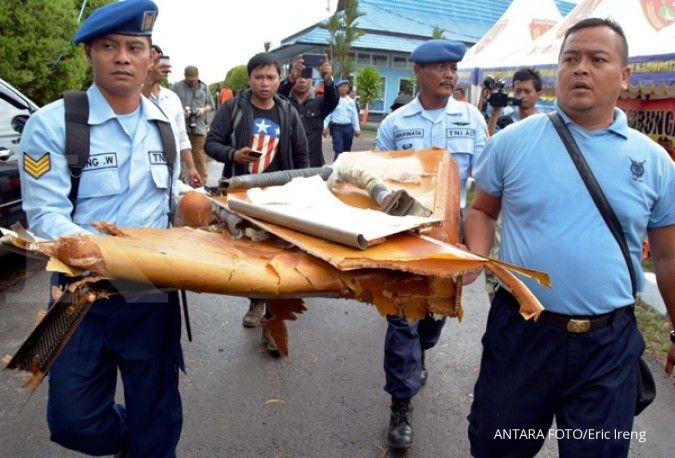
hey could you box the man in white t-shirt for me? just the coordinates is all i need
[143,44,202,187]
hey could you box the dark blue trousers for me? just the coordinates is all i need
[331,124,354,159]
[47,274,183,457]
[383,314,446,399]
[468,288,643,458]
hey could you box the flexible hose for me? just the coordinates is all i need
[218,167,333,191]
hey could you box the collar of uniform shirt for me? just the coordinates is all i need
[555,103,629,139]
[400,96,467,118]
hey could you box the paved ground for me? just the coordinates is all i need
[1,267,673,457]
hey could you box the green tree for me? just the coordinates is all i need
[263,41,272,52]
[0,0,113,105]
[432,25,446,39]
[224,65,248,92]
[355,66,382,112]
[323,0,364,79]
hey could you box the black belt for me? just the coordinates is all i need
[538,307,630,333]
[498,288,632,333]
[330,122,351,127]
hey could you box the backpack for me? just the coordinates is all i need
[63,91,177,223]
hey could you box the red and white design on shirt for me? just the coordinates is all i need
[249,117,280,173]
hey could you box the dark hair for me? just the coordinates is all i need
[512,67,542,91]
[151,44,163,55]
[561,18,629,65]
[454,87,465,96]
[247,52,281,76]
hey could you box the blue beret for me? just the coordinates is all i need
[410,39,467,64]
[336,80,350,87]
[74,0,158,44]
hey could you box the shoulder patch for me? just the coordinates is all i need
[23,153,51,179]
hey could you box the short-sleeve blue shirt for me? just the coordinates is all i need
[473,106,675,314]
[375,96,487,207]
[19,84,181,240]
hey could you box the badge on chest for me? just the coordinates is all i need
[148,151,167,165]
[83,152,118,171]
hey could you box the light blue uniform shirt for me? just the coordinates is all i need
[474,106,675,315]
[19,84,181,240]
[375,96,487,207]
[324,96,360,132]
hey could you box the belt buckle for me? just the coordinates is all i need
[567,318,591,333]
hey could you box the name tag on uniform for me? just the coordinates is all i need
[394,129,424,140]
[148,151,167,165]
[446,128,475,138]
[83,152,118,171]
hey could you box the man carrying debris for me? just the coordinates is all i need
[18,1,184,456]
[374,39,488,450]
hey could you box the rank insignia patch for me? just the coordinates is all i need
[23,153,51,179]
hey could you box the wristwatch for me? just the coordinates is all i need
[671,330,675,344]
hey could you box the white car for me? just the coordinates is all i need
[0,78,38,231]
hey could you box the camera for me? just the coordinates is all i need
[185,106,198,131]
[485,77,522,108]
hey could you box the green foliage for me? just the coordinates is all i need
[263,41,272,52]
[208,81,220,94]
[323,0,364,79]
[0,0,113,105]
[355,66,382,109]
[224,65,248,92]
[635,298,670,362]
[432,25,446,39]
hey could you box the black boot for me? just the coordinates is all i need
[420,351,428,386]
[388,397,414,450]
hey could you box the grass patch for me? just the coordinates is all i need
[642,256,654,273]
[635,297,670,362]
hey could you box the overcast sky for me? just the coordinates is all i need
[152,0,339,85]
[150,0,582,85]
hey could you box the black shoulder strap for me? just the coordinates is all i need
[547,112,637,296]
[63,91,90,215]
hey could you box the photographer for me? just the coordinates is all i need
[171,65,215,183]
[486,67,542,136]
[143,46,203,187]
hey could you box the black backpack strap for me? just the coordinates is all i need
[63,91,90,216]
[155,119,177,225]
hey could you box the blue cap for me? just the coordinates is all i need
[410,39,467,64]
[336,80,350,87]
[74,0,158,44]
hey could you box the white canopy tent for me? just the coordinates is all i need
[458,0,562,87]
[476,0,675,98]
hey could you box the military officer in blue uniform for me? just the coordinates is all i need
[18,1,184,456]
[374,39,487,450]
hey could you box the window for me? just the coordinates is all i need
[399,79,414,96]
[372,54,388,67]
[392,56,407,69]
[356,53,371,65]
